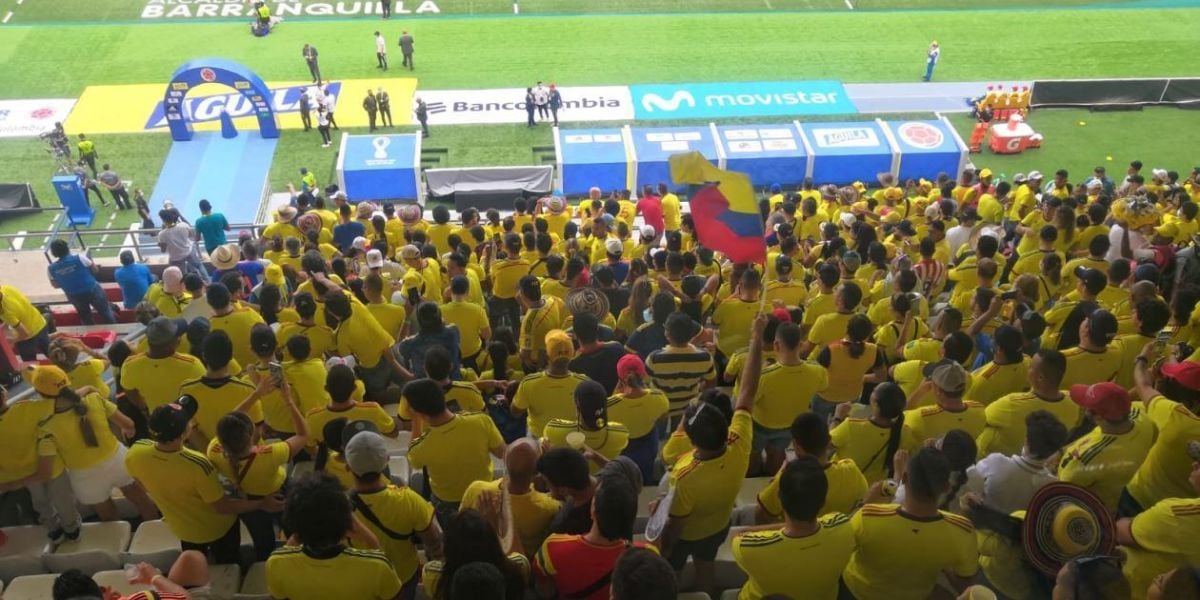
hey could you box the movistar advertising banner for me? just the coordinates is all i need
[630,81,856,120]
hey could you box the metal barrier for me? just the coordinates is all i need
[19,222,267,263]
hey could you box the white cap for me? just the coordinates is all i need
[924,204,941,219]
[1087,179,1103,190]
[604,238,624,255]
[1153,168,1168,180]
[641,225,656,239]
[839,213,856,227]
[325,356,357,370]
[1027,170,1044,181]
[366,249,383,269]
[352,236,368,251]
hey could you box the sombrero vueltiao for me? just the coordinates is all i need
[564,287,610,322]
[1022,482,1115,576]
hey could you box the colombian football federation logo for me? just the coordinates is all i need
[898,122,943,150]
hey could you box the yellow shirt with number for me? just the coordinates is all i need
[757,458,867,521]
[669,409,753,541]
[408,412,503,503]
[120,353,206,413]
[207,440,290,497]
[843,505,978,600]
[36,393,120,471]
[125,440,237,543]
[349,484,435,582]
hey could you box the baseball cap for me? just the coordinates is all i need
[841,250,862,271]
[600,213,615,228]
[1074,267,1107,295]
[641,225,656,239]
[148,395,199,442]
[604,238,624,256]
[24,365,70,397]
[325,356,358,371]
[545,329,575,362]
[616,354,646,382]
[352,236,369,252]
[162,266,184,295]
[399,244,421,260]
[344,430,390,476]
[930,362,969,394]
[1133,263,1160,283]
[1160,360,1200,391]
[979,168,993,179]
[1069,382,1131,422]
[366,249,384,269]
[1086,309,1118,343]
[574,380,608,425]
[1013,173,1028,184]
[264,263,286,288]
[145,316,188,347]
[897,220,918,236]
[1027,170,1044,181]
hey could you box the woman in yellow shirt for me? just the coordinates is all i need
[28,366,158,522]
[830,382,918,484]
[616,279,653,340]
[606,354,669,483]
[210,373,308,561]
[813,315,887,424]
[48,338,112,401]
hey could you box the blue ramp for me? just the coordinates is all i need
[149,131,278,224]
[556,128,629,197]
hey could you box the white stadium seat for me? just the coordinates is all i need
[0,525,51,583]
[2,573,56,600]
[43,521,131,575]
[121,519,181,574]
[234,561,270,600]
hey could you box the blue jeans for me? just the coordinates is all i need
[811,395,841,428]
[623,431,661,486]
[67,283,115,325]
[923,61,936,81]
[170,251,206,281]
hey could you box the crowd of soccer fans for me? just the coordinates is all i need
[3,162,1200,600]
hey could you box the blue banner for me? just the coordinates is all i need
[631,81,855,120]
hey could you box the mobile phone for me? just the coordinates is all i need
[268,362,283,385]
[1000,290,1019,301]
[1151,329,1173,356]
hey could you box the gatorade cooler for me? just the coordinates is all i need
[989,114,1036,155]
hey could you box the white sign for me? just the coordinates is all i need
[759,128,794,139]
[725,129,758,140]
[565,135,593,144]
[729,141,763,153]
[646,133,673,142]
[763,139,798,151]
[811,127,880,148]
[594,134,622,143]
[141,1,441,19]
[661,141,689,152]
[418,86,633,125]
[673,132,701,142]
[0,99,78,138]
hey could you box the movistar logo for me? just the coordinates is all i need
[641,91,696,113]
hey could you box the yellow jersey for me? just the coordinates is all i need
[757,458,867,521]
[276,321,336,361]
[669,409,753,540]
[440,300,490,359]
[119,352,206,413]
[752,362,829,429]
[1060,345,1122,389]
[334,302,395,368]
[969,359,1031,406]
[733,513,855,600]
[179,375,264,443]
[605,390,670,439]
[267,545,402,600]
[831,417,919,483]
[0,398,59,483]
[713,297,761,355]
[209,308,267,373]
[281,358,333,418]
[512,371,589,437]
[1126,395,1200,508]
[461,478,560,558]
[306,402,396,447]
[407,412,503,502]
[366,302,406,342]
[124,440,236,543]
[976,391,1081,459]
[543,420,630,473]
[207,440,290,497]
[806,312,854,359]
[67,358,110,401]
[491,258,530,299]
[36,392,120,470]
[1058,416,1154,511]
[0,284,46,340]
[904,401,987,443]
[349,484,435,582]
[843,504,978,600]
[1122,498,1200,600]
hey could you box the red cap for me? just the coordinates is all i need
[772,308,792,323]
[1160,360,1200,392]
[1070,382,1131,422]
[616,353,646,381]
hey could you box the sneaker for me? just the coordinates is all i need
[47,528,65,544]
[64,527,80,542]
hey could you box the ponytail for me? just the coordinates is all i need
[873,383,906,478]
[938,430,978,511]
[216,412,255,493]
[59,388,99,448]
[487,341,509,382]
[846,314,874,360]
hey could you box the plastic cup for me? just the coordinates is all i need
[565,432,586,450]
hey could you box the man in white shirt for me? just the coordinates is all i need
[157,208,204,278]
[945,207,978,258]
[374,31,387,70]
[320,86,338,130]
[923,41,940,82]
[533,82,550,122]
[963,409,1067,514]
[1106,222,1151,262]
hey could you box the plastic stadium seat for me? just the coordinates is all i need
[3,573,56,600]
[384,403,399,418]
[634,486,661,534]
[290,460,315,480]
[43,521,132,575]
[50,306,82,328]
[206,563,244,599]
[234,561,269,600]
[720,590,740,600]
[78,489,138,521]
[735,478,771,508]
[101,284,124,303]
[384,430,411,457]
[388,456,410,483]
[92,569,153,596]
[0,525,51,583]
[678,594,712,600]
[121,519,181,574]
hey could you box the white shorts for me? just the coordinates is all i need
[67,444,134,505]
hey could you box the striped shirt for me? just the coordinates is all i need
[645,345,716,415]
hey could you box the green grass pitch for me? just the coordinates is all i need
[0,0,1198,248]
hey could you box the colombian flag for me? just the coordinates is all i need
[669,152,766,264]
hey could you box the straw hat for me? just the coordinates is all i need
[210,243,239,271]
[399,203,422,224]
[564,287,610,322]
[1022,483,1115,576]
